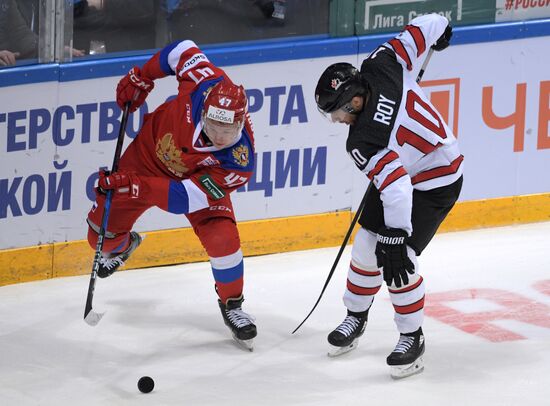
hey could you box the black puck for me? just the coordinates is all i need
[137,376,154,393]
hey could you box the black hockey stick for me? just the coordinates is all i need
[84,102,131,326]
[291,183,372,334]
[291,48,434,334]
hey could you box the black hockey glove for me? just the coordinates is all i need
[375,227,415,288]
[432,24,453,51]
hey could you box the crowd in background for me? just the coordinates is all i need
[1,0,329,68]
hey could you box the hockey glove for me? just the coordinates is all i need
[116,66,154,113]
[375,227,415,288]
[432,24,452,51]
[98,170,141,199]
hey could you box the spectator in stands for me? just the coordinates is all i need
[0,0,38,66]
[73,0,159,54]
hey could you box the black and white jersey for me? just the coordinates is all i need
[347,14,464,235]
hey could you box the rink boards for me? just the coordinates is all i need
[1,21,550,285]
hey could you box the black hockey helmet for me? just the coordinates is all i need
[315,62,365,113]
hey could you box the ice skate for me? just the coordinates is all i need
[327,310,368,357]
[218,296,257,351]
[97,231,143,278]
[387,327,425,379]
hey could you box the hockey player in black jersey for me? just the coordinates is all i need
[315,13,461,379]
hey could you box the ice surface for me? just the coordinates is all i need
[1,222,549,405]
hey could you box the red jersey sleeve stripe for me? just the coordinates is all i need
[411,155,464,185]
[388,276,423,294]
[378,166,408,192]
[350,263,381,277]
[347,280,382,296]
[367,151,399,180]
[405,25,426,57]
[393,295,425,315]
[388,38,412,71]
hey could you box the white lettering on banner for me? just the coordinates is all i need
[179,53,209,75]
[373,93,396,125]
[373,14,401,29]
[408,10,452,22]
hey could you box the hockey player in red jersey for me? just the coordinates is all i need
[86,40,257,350]
[315,14,462,378]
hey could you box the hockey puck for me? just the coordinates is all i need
[137,376,154,393]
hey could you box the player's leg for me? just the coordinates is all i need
[328,226,383,356]
[386,176,463,378]
[385,248,426,379]
[86,188,149,278]
[86,144,156,278]
[188,204,257,350]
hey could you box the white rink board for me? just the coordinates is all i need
[1,37,550,249]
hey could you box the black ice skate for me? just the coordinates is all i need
[387,327,425,379]
[97,231,142,278]
[327,309,369,357]
[218,296,257,351]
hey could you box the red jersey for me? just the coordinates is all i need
[123,40,255,214]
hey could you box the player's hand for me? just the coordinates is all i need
[375,227,415,288]
[98,169,141,199]
[116,66,154,113]
[432,24,452,51]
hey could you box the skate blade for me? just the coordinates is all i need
[390,356,424,379]
[232,334,254,352]
[327,338,359,357]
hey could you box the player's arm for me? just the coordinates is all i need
[386,13,451,72]
[116,40,225,112]
[348,142,413,234]
[141,40,225,83]
[347,142,415,287]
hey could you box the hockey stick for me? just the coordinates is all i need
[291,183,372,334]
[84,102,131,326]
[291,48,435,334]
[416,47,434,84]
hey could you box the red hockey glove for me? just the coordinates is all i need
[98,170,141,199]
[116,66,154,113]
[375,227,415,288]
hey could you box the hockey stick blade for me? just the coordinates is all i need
[84,309,105,326]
